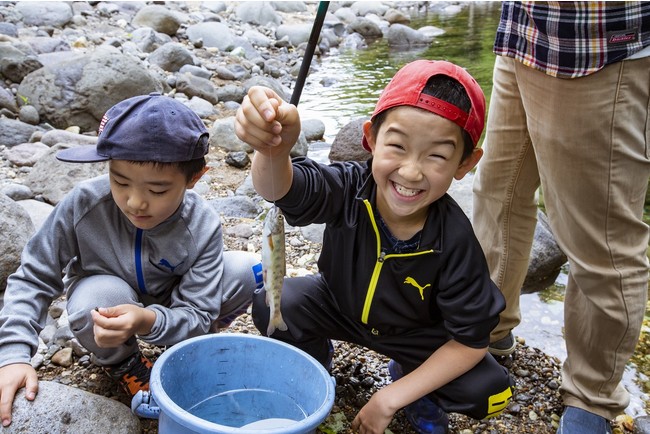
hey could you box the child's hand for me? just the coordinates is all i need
[351,388,396,433]
[0,363,38,427]
[91,305,155,347]
[235,86,301,157]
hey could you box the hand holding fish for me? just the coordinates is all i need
[235,86,299,202]
[261,205,288,336]
[235,86,301,155]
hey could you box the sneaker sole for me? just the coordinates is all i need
[488,339,517,357]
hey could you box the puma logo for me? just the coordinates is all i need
[159,258,183,272]
[404,277,431,300]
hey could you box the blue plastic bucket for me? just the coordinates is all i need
[149,333,336,434]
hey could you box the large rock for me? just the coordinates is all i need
[132,4,182,36]
[328,117,370,162]
[0,118,45,148]
[25,145,106,205]
[0,193,34,293]
[15,2,73,28]
[0,43,43,83]
[185,22,236,51]
[522,210,568,293]
[4,381,140,434]
[17,49,163,131]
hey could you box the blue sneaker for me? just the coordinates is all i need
[388,360,449,434]
[557,406,612,434]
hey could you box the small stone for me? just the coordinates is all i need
[51,347,74,367]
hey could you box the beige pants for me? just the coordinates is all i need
[473,55,650,419]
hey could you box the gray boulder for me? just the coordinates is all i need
[347,17,383,39]
[39,129,98,147]
[3,142,50,166]
[387,23,433,46]
[176,73,219,105]
[236,2,282,27]
[329,117,370,162]
[522,210,568,293]
[15,2,73,28]
[186,22,236,51]
[210,117,253,153]
[17,50,163,131]
[17,199,54,232]
[302,119,326,141]
[147,43,194,72]
[25,145,106,205]
[132,4,182,36]
[0,43,43,83]
[349,1,390,16]
[0,193,34,292]
[275,24,314,47]
[4,381,140,434]
[0,86,17,112]
[0,118,45,148]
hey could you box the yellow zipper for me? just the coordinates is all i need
[360,199,434,324]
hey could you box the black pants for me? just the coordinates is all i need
[252,274,514,420]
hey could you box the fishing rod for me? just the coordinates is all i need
[290,1,330,107]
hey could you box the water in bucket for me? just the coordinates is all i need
[187,388,307,428]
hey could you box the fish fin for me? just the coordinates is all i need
[267,316,288,336]
[264,287,271,307]
[268,235,274,250]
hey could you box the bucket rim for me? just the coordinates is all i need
[150,333,336,434]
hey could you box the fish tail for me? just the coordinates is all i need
[267,313,288,336]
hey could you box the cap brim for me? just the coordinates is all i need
[55,145,109,163]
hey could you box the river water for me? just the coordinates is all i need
[295,2,650,416]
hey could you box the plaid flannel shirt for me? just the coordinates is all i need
[495,1,650,78]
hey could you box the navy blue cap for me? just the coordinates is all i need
[56,93,209,163]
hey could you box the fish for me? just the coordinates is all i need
[261,205,289,336]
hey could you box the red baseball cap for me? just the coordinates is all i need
[362,59,486,151]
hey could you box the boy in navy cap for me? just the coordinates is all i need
[235,60,514,434]
[0,93,261,427]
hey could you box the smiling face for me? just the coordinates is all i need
[363,106,482,238]
[109,160,198,230]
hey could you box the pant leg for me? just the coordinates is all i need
[66,275,142,365]
[472,55,541,342]
[425,354,513,420]
[251,274,445,366]
[253,274,514,419]
[211,250,262,330]
[516,57,650,419]
[252,274,357,365]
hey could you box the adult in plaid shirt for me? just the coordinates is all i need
[472,2,650,433]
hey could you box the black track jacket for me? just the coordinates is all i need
[276,157,504,349]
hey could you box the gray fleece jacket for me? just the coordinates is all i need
[0,174,224,367]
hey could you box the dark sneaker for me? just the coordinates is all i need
[488,331,517,357]
[325,339,334,372]
[388,360,449,434]
[557,406,613,434]
[103,352,153,397]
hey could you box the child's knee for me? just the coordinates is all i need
[222,250,263,292]
[465,372,514,419]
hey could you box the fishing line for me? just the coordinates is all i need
[270,1,329,204]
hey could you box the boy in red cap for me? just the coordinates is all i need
[235,60,513,434]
